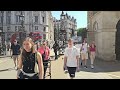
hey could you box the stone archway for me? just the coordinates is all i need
[115,20,120,60]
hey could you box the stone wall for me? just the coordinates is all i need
[87,11,120,61]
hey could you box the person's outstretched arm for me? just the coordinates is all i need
[37,52,44,79]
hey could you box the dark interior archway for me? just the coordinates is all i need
[115,20,120,60]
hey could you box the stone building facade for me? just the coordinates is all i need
[46,11,54,47]
[53,11,77,44]
[0,11,54,45]
[87,11,120,61]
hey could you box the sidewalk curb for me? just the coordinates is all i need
[0,56,11,58]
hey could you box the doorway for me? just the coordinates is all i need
[115,20,120,60]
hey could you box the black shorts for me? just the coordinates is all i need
[67,67,77,78]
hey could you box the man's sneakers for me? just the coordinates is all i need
[14,66,17,70]
[64,70,68,74]
[84,65,87,68]
[81,62,82,66]
[91,64,94,69]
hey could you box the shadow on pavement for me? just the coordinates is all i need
[79,59,120,73]
[0,67,15,72]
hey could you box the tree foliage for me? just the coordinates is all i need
[77,28,87,41]
[77,28,85,36]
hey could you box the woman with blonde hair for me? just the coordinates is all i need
[17,37,44,79]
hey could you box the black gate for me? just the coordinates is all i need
[115,20,120,60]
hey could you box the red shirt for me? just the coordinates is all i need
[90,45,96,52]
[38,46,50,60]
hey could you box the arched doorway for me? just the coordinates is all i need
[115,20,120,60]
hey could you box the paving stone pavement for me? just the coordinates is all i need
[0,49,120,79]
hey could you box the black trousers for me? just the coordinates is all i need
[54,50,58,59]
[43,60,49,78]
[67,67,77,78]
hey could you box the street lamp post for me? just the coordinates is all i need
[19,11,25,46]
[1,11,5,55]
[0,11,4,55]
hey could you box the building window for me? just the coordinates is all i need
[43,27,46,32]
[61,16,64,19]
[7,27,10,31]
[15,26,17,31]
[42,11,45,13]
[18,26,21,31]
[7,11,11,14]
[0,16,1,23]
[43,34,46,39]
[42,17,44,23]
[35,26,38,30]
[35,16,38,23]
[93,11,98,15]
[16,15,20,22]
[7,16,11,24]
[0,15,4,24]
[93,21,98,31]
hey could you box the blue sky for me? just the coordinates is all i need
[52,11,87,29]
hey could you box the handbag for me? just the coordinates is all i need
[17,69,39,79]
[17,52,39,79]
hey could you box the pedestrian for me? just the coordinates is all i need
[38,41,50,79]
[10,40,21,69]
[17,37,44,79]
[80,38,89,68]
[17,41,21,55]
[64,38,79,79]
[53,41,59,60]
[10,42,12,56]
[2,43,6,55]
[89,41,96,69]
[7,43,10,51]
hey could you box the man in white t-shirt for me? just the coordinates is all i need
[64,39,79,79]
[80,39,89,68]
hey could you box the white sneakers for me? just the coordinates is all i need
[64,70,68,74]
[14,66,17,70]
[91,64,94,69]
